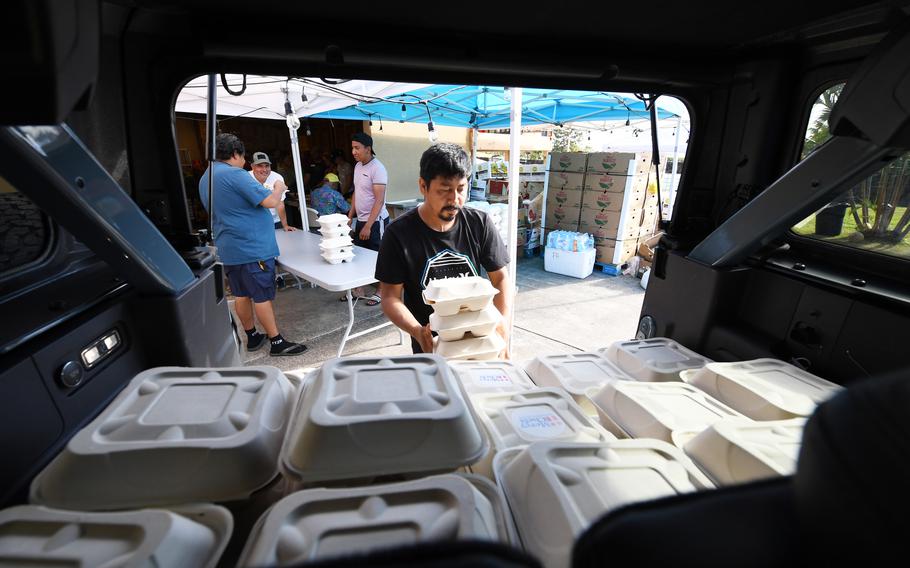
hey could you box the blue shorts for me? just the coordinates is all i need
[225,259,277,303]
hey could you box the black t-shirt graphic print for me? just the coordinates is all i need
[375,207,509,326]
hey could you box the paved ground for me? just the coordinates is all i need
[239,255,645,371]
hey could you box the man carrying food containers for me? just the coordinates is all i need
[376,143,513,358]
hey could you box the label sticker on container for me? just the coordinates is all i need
[471,369,513,387]
[509,405,569,439]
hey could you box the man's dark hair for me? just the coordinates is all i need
[216,133,245,161]
[419,143,472,184]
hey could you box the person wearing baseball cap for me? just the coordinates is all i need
[349,132,389,306]
[310,172,350,216]
[249,151,295,231]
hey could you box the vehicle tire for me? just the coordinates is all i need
[0,192,48,272]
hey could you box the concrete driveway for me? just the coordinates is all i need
[240,255,645,371]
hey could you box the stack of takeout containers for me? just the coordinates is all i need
[423,276,504,360]
[316,213,354,264]
[280,354,489,484]
[12,365,302,567]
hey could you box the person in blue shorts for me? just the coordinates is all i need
[199,133,307,356]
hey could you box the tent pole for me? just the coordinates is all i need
[205,74,217,243]
[669,115,682,219]
[284,101,309,231]
[506,88,522,356]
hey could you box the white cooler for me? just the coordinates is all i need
[544,247,596,279]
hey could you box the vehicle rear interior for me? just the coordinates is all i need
[2,0,909,564]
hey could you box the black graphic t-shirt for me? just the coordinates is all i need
[375,207,509,326]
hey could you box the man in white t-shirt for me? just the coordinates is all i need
[348,132,388,305]
[250,152,296,232]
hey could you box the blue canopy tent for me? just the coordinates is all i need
[308,85,677,128]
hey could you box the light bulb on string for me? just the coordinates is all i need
[379,117,383,131]
[400,104,407,123]
[503,87,511,101]
[428,120,439,143]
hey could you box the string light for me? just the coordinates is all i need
[400,104,406,123]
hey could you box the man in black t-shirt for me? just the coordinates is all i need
[376,143,512,356]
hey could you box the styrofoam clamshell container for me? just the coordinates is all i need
[494,441,713,568]
[319,236,353,250]
[281,355,488,484]
[237,473,516,567]
[682,417,806,486]
[468,388,615,477]
[316,213,351,229]
[321,251,355,264]
[586,381,745,445]
[422,276,498,317]
[448,360,535,395]
[0,504,232,568]
[681,358,842,420]
[599,337,713,382]
[435,333,505,361]
[430,304,501,342]
[525,353,630,416]
[318,226,351,239]
[31,367,299,510]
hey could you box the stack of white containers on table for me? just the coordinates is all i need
[464,202,511,244]
[10,366,304,567]
[423,276,504,361]
[316,213,354,264]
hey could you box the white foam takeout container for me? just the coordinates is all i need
[321,250,355,264]
[448,361,535,395]
[318,226,351,239]
[281,355,488,484]
[316,213,351,229]
[681,358,842,420]
[236,473,516,567]
[30,367,299,510]
[430,304,501,342]
[435,333,506,361]
[422,276,499,317]
[319,236,354,250]
[599,337,712,382]
[586,381,745,445]
[525,353,630,415]
[682,417,806,486]
[468,388,615,477]
[0,504,233,568]
[494,441,713,568]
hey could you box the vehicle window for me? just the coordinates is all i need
[0,176,52,276]
[792,83,910,260]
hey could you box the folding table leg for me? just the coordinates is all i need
[338,288,355,357]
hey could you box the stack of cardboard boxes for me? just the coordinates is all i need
[545,151,660,266]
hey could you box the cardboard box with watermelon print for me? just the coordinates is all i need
[548,152,588,173]
[546,186,583,209]
[544,204,582,231]
[581,189,624,213]
[547,171,585,191]
[585,152,637,175]
[593,237,638,265]
[582,173,628,193]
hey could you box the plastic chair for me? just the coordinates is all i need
[306,207,319,228]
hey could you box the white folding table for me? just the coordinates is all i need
[274,230,398,356]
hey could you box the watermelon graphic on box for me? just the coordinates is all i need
[598,176,615,190]
[600,157,618,170]
[596,194,614,208]
[593,210,612,227]
[555,190,568,205]
[553,207,566,221]
[559,156,572,169]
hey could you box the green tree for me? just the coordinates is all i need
[552,127,587,152]
[802,84,843,158]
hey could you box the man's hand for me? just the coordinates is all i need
[283,225,298,232]
[359,221,373,241]
[413,324,435,354]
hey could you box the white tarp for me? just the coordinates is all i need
[175,75,430,120]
